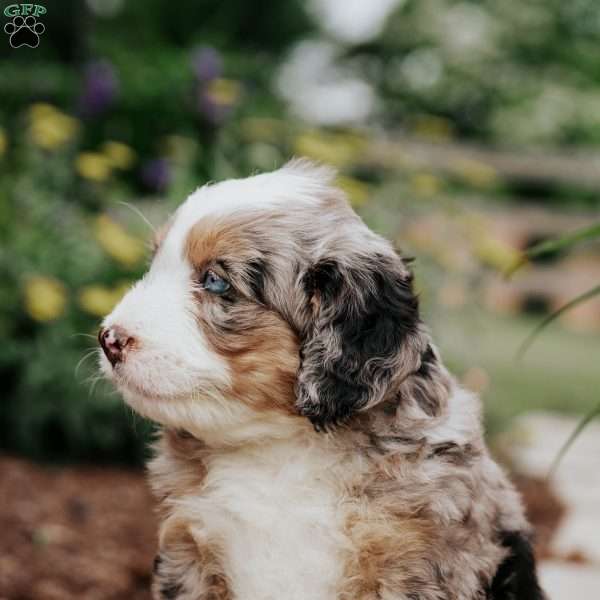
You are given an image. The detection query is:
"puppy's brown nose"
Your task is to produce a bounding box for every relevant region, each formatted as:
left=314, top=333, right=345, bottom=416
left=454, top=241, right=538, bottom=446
left=99, top=326, right=133, bottom=366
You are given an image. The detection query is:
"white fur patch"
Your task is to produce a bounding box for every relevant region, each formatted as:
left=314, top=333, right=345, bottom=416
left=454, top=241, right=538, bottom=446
left=426, top=385, right=482, bottom=445
left=175, top=432, right=347, bottom=600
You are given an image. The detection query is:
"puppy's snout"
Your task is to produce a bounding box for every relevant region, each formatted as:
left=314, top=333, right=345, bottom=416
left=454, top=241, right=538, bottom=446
left=99, top=325, right=134, bottom=366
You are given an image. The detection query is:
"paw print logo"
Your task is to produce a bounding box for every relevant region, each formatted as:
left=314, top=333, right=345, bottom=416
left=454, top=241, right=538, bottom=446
left=4, top=15, right=45, bottom=48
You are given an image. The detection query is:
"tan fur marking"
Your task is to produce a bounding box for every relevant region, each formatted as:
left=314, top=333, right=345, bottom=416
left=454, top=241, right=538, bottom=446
left=225, top=313, right=300, bottom=414
left=184, top=216, right=301, bottom=416
left=184, top=215, right=257, bottom=277
left=340, top=505, right=437, bottom=599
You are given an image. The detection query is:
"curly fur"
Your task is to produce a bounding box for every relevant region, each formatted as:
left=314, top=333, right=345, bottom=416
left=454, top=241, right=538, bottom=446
left=100, top=160, right=545, bottom=600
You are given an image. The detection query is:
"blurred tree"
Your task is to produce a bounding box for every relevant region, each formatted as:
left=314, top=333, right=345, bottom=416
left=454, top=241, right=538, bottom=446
left=342, top=0, right=600, bottom=147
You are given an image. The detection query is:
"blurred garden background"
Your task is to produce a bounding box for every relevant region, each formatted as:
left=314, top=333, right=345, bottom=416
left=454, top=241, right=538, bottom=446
left=1, top=0, right=599, bottom=598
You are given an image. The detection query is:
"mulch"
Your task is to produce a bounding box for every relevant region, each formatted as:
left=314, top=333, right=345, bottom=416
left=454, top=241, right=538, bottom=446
left=0, top=455, right=566, bottom=600
left=0, top=456, right=156, bottom=600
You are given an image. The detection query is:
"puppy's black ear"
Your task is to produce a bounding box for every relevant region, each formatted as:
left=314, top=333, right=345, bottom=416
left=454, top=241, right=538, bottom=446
left=296, top=253, right=423, bottom=430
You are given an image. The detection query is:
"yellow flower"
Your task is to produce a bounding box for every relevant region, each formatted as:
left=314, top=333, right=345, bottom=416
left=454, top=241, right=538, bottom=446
left=410, top=172, right=442, bottom=196
left=336, top=175, right=370, bottom=207
left=78, top=282, right=131, bottom=317
left=205, top=78, right=242, bottom=106
left=473, top=236, right=521, bottom=274
left=27, top=103, right=79, bottom=150
left=451, top=158, right=498, bottom=189
left=24, top=276, right=67, bottom=322
left=0, top=127, right=7, bottom=157
left=75, top=152, right=112, bottom=182
left=94, top=214, right=146, bottom=267
left=28, top=103, right=57, bottom=119
left=294, top=130, right=366, bottom=167
left=101, top=141, right=137, bottom=170
left=240, top=118, right=286, bottom=142
left=462, top=215, right=520, bottom=274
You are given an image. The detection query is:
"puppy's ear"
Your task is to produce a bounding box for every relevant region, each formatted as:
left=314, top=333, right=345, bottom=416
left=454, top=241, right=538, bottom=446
left=297, top=252, right=424, bottom=430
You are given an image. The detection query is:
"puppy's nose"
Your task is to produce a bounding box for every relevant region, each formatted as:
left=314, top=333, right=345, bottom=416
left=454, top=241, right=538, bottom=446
left=99, top=326, right=134, bottom=366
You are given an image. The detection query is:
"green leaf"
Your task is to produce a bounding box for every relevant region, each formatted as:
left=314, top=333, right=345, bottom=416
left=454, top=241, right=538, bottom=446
left=517, top=283, right=600, bottom=358
left=548, top=400, right=600, bottom=479
left=506, top=222, right=600, bottom=277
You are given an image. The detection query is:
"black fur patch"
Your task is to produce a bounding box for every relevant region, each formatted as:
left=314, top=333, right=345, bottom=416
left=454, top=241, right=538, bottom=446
left=487, top=531, right=545, bottom=600
left=297, top=255, right=420, bottom=429
left=306, top=258, right=343, bottom=300
left=246, top=258, right=269, bottom=305
left=416, top=345, right=436, bottom=378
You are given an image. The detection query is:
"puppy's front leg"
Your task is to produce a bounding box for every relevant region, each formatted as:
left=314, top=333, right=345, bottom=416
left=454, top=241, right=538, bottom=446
left=152, top=535, right=230, bottom=600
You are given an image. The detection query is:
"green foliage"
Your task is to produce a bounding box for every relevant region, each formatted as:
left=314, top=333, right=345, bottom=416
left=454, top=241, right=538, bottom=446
left=510, top=219, right=599, bottom=357
left=517, top=283, right=600, bottom=358
left=508, top=222, right=600, bottom=275
left=0, top=136, right=148, bottom=463
left=549, top=399, right=600, bottom=477
left=510, top=222, right=600, bottom=466
left=507, top=221, right=600, bottom=468
left=350, top=0, right=600, bottom=147
left=509, top=221, right=600, bottom=357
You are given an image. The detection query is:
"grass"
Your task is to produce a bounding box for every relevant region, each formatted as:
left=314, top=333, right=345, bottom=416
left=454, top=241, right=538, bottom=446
left=429, top=307, right=600, bottom=434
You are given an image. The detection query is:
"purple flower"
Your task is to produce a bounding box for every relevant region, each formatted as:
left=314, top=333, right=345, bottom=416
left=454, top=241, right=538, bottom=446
left=191, top=46, right=222, bottom=82
left=140, top=158, right=170, bottom=192
left=79, top=60, right=119, bottom=117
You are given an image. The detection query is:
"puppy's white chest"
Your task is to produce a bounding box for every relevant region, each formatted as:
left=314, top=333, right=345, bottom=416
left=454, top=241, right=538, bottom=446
left=196, top=444, right=345, bottom=600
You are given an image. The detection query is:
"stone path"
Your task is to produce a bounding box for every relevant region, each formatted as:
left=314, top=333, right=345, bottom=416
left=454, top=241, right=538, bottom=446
left=506, top=411, right=600, bottom=599
left=540, top=561, right=600, bottom=599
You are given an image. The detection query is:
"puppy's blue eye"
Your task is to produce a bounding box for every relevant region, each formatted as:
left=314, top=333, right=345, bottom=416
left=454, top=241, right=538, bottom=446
left=202, top=270, right=230, bottom=294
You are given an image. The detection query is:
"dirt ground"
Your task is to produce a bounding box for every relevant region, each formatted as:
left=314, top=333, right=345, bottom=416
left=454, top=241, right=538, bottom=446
left=0, top=456, right=156, bottom=600
left=0, top=455, right=565, bottom=600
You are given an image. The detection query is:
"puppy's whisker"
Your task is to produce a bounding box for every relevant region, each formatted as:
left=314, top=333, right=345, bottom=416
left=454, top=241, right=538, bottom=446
left=86, top=374, right=105, bottom=397
left=117, top=200, right=156, bottom=233
left=82, top=372, right=101, bottom=386
left=75, top=349, right=99, bottom=378
left=71, top=332, right=98, bottom=340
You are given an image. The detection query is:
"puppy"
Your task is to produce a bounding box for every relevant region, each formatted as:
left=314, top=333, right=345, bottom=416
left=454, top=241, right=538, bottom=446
left=99, top=160, right=545, bottom=600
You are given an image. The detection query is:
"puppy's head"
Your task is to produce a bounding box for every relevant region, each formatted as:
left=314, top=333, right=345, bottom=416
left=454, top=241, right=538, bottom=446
left=99, top=160, right=426, bottom=440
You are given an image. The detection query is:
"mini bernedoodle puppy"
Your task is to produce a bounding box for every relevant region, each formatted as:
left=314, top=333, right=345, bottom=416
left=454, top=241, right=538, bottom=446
left=99, top=160, right=545, bottom=600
